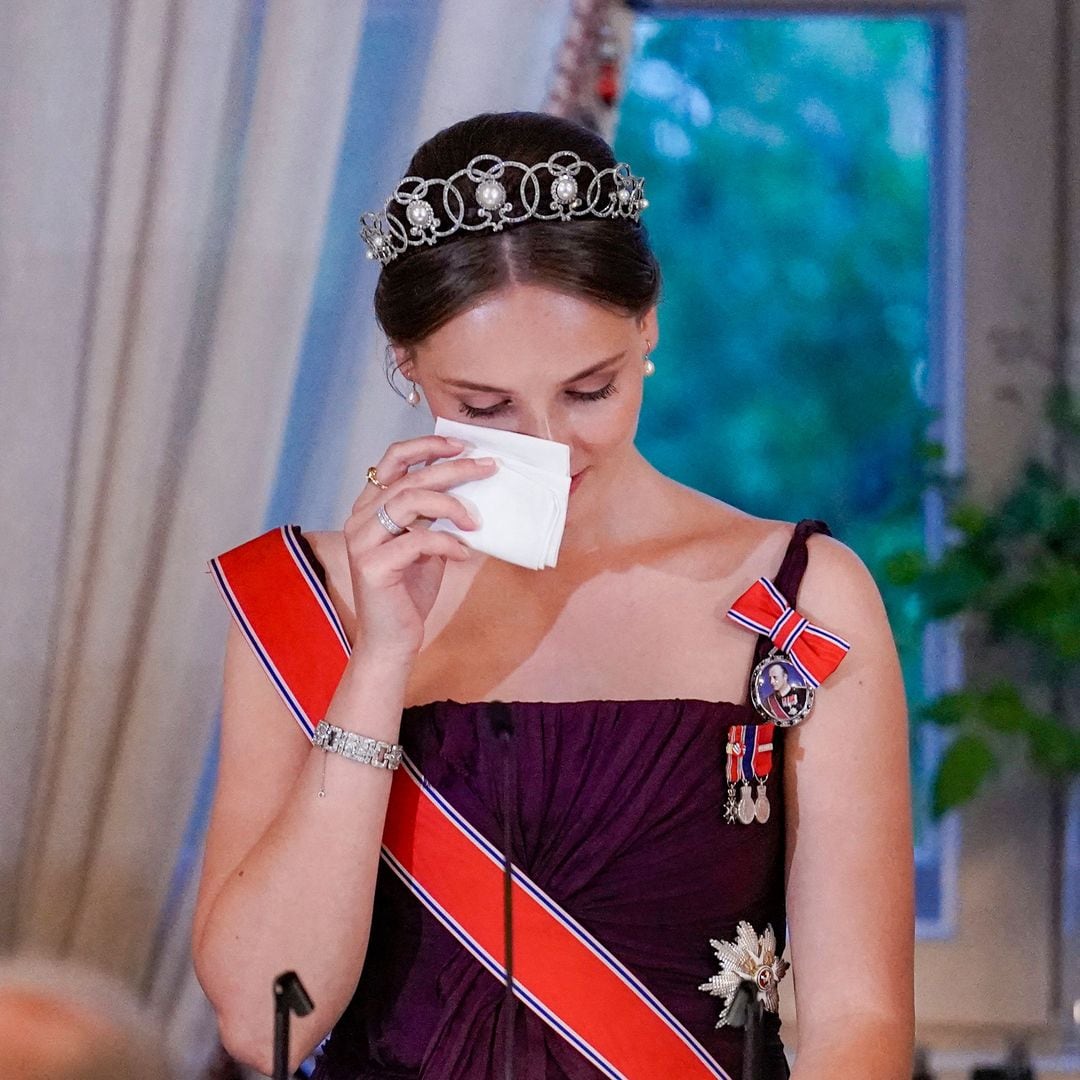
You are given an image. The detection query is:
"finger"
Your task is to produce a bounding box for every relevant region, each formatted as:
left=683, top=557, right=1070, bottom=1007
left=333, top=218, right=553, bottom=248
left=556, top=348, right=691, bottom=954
left=394, top=455, right=498, bottom=494
left=353, top=454, right=497, bottom=516
left=374, top=435, right=469, bottom=486
left=354, top=436, right=470, bottom=514
left=345, top=491, right=476, bottom=553
left=381, top=489, right=480, bottom=534
left=357, top=529, right=471, bottom=587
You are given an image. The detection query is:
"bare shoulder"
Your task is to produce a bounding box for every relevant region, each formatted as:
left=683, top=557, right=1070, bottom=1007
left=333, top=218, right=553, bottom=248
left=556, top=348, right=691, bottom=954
left=662, top=475, right=888, bottom=619
left=798, top=530, right=894, bottom=650
left=648, top=476, right=798, bottom=576
left=650, top=476, right=893, bottom=649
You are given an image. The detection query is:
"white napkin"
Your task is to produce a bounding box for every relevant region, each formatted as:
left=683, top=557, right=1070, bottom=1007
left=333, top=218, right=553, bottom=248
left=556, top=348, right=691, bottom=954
left=428, top=416, right=571, bottom=570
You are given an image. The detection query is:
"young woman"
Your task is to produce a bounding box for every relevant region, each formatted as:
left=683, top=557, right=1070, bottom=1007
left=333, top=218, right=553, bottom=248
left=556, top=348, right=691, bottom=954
left=192, top=111, right=914, bottom=1079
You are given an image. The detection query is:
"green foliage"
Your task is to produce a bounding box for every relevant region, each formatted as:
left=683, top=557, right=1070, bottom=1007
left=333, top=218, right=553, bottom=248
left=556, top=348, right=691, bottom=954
left=886, top=389, right=1080, bottom=816
left=932, top=735, right=997, bottom=817
left=618, top=17, right=933, bottom=535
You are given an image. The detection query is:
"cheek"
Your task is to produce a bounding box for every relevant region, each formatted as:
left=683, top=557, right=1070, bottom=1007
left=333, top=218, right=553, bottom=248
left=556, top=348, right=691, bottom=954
left=574, top=385, right=642, bottom=450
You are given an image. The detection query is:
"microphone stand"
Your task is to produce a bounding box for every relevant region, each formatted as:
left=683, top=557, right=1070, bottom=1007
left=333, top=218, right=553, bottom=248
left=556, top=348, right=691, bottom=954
left=273, top=971, right=314, bottom=1080
left=490, top=702, right=516, bottom=1080
left=741, top=996, right=762, bottom=1080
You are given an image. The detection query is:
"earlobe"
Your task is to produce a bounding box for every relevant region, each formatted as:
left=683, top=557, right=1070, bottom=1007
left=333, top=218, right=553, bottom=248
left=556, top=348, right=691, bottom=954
left=637, top=306, right=660, bottom=353
left=391, top=346, right=413, bottom=383
left=398, top=355, right=421, bottom=406
left=385, top=342, right=422, bottom=405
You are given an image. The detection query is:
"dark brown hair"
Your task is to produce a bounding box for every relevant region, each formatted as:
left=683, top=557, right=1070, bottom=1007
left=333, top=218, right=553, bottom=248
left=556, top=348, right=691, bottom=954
left=372, top=111, right=661, bottom=352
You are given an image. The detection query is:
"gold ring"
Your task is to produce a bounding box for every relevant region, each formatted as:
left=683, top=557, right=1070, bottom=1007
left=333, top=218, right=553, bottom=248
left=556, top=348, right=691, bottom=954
left=366, top=465, right=390, bottom=490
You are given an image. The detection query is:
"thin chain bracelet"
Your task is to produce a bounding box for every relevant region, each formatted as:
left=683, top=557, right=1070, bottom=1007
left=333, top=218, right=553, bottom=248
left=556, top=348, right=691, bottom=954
left=313, top=720, right=404, bottom=798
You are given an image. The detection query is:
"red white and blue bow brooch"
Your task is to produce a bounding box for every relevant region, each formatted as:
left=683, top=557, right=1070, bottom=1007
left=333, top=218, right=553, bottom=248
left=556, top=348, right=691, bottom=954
left=727, top=576, right=851, bottom=727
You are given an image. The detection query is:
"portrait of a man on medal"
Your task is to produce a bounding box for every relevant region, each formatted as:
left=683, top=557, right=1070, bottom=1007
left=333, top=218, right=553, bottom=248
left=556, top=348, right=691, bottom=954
left=751, top=655, right=814, bottom=726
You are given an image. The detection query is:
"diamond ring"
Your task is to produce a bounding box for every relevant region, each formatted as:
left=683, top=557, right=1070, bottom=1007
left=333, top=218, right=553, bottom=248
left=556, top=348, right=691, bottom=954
left=376, top=504, right=407, bottom=537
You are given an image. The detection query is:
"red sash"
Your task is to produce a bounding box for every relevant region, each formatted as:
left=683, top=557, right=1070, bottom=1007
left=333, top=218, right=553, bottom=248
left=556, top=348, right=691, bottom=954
left=210, top=526, right=729, bottom=1080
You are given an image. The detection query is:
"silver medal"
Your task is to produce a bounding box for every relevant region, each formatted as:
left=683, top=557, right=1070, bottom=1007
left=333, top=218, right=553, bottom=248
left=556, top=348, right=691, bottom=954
left=754, top=780, right=771, bottom=824
left=737, top=782, right=757, bottom=825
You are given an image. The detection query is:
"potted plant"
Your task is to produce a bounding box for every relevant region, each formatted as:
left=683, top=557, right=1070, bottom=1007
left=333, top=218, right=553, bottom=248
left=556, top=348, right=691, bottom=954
left=885, top=387, right=1080, bottom=818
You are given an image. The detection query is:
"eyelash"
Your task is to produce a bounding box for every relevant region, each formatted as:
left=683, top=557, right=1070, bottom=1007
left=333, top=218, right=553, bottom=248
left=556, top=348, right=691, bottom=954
left=458, top=380, right=619, bottom=419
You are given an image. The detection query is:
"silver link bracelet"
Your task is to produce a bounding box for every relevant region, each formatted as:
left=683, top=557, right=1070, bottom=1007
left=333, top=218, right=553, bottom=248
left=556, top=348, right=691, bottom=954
left=313, top=720, right=403, bottom=771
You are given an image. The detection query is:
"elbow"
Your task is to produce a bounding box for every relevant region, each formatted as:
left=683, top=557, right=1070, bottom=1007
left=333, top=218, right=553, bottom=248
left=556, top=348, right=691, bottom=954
left=217, top=1015, right=274, bottom=1077
left=217, top=1012, right=323, bottom=1077
left=192, top=937, right=341, bottom=1073
left=192, top=955, right=273, bottom=1075
left=200, top=973, right=325, bottom=1075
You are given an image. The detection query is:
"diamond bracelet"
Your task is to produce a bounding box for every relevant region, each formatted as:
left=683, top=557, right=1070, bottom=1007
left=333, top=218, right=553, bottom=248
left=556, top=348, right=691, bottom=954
left=313, top=720, right=403, bottom=771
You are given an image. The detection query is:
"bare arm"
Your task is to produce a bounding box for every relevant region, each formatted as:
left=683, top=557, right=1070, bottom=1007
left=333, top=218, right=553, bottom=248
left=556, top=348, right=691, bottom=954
left=191, top=629, right=412, bottom=1071
left=191, top=439, right=495, bottom=1074
left=784, top=534, right=915, bottom=1079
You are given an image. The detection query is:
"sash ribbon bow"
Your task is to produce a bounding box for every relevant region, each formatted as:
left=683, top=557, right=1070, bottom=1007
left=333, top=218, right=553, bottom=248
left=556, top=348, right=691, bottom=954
left=727, top=576, right=850, bottom=688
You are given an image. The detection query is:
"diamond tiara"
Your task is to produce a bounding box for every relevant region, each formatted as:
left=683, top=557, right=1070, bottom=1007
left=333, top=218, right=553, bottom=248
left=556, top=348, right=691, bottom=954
left=359, top=151, right=649, bottom=266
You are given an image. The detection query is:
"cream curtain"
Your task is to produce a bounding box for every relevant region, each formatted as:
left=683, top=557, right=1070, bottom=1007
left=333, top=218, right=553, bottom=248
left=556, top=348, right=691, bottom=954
left=1, top=0, right=368, bottom=1073
left=0, top=0, right=573, bottom=1075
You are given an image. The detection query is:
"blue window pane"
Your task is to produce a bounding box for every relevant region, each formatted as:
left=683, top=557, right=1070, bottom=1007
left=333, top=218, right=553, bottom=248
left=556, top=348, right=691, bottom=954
left=615, top=14, right=947, bottom=929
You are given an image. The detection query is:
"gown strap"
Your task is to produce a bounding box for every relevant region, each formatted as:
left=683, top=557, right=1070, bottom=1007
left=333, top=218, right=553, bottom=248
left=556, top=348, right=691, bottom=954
left=750, top=517, right=833, bottom=670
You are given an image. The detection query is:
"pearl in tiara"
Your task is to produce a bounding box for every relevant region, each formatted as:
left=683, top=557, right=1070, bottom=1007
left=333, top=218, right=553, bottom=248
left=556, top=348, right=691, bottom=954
left=359, top=151, right=649, bottom=266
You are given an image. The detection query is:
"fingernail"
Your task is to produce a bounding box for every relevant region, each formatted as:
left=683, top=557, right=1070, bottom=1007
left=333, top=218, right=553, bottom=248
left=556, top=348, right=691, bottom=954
left=446, top=438, right=467, bottom=449
left=476, top=456, right=497, bottom=468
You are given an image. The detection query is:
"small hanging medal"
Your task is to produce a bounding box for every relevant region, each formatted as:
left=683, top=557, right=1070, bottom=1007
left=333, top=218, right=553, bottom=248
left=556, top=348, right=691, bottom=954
left=736, top=782, right=756, bottom=825
left=754, top=780, right=770, bottom=823
left=724, top=725, right=774, bottom=826
left=727, top=575, right=852, bottom=728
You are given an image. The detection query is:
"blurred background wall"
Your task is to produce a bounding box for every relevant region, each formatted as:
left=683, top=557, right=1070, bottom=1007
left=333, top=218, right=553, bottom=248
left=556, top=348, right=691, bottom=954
left=0, top=1, right=1076, bottom=1077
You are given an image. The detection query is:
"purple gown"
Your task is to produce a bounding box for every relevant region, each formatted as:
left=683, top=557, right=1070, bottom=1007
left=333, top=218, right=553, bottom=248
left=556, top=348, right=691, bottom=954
left=308, top=519, right=830, bottom=1079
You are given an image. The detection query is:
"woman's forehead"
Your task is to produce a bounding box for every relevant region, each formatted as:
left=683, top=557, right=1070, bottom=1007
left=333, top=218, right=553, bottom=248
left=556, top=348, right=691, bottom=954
left=414, top=285, right=637, bottom=375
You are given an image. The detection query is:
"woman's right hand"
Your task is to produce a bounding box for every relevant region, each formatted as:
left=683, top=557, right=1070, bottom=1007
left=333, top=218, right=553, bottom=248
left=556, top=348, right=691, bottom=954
left=344, top=435, right=497, bottom=660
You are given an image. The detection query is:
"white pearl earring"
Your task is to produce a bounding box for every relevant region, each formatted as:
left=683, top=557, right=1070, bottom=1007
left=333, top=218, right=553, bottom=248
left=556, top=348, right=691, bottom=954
left=643, top=340, right=656, bottom=377
left=407, top=382, right=421, bottom=406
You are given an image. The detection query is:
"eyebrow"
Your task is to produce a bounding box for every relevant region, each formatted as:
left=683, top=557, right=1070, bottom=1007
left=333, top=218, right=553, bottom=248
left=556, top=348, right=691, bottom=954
left=441, top=351, right=627, bottom=394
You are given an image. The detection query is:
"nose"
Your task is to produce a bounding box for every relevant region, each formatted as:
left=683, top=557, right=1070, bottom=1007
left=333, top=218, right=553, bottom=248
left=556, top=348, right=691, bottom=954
left=513, top=409, right=558, bottom=443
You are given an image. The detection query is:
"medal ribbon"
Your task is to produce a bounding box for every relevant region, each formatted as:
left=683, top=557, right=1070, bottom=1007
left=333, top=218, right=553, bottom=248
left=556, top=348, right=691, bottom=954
left=210, top=526, right=729, bottom=1080
left=725, top=723, right=774, bottom=784
left=726, top=576, right=850, bottom=688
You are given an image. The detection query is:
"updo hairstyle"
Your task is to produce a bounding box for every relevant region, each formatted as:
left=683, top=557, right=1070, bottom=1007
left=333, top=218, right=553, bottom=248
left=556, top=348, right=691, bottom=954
left=372, top=111, right=661, bottom=355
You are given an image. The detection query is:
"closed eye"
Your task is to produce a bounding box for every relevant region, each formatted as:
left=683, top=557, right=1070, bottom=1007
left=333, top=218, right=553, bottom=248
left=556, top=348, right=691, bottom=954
left=458, top=399, right=511, bottom=419
left=569, top=380, right=619, bottom=402
left=458, top=380, right=619, bottom=419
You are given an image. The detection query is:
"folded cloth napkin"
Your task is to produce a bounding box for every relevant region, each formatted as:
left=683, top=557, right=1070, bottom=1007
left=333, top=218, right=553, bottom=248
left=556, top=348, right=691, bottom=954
left=428, top=416, right=571, bottom=570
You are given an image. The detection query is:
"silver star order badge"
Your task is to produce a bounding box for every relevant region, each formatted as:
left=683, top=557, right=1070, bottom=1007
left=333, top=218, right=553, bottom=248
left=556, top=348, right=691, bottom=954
left=698, top=921, right=790, bottom=1028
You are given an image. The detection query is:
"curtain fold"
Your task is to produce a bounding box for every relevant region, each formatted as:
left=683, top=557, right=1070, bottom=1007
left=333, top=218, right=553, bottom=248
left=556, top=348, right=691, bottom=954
left=2, top=0, right=367, bottom=1072
left=0, top=0, right=119, bottom=951
left=0, top=0, right=573, bottom=1074
left=16, top=0, right=253, bottom=967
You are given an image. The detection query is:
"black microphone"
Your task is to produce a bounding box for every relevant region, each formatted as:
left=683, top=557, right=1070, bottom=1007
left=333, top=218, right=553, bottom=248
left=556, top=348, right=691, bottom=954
left=273, top=971, right=314, bottom=1080
left=489, top=701, right=516, bottom=1080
